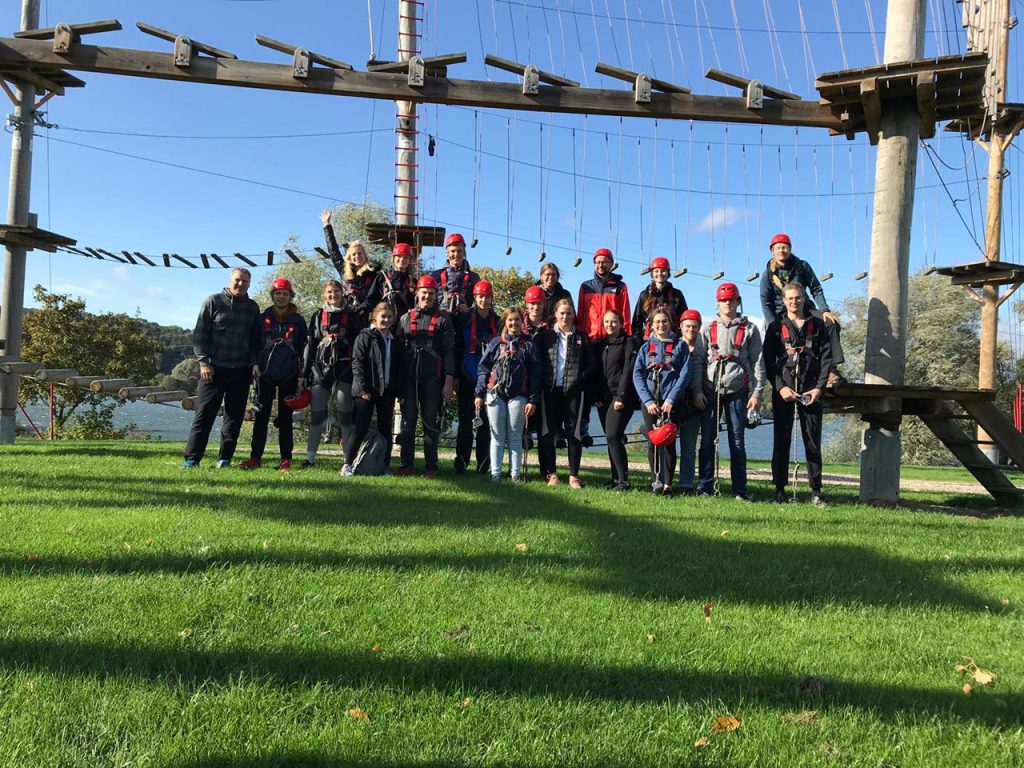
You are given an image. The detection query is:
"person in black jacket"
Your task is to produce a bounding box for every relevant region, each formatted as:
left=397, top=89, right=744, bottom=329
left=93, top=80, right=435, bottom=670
left=342, top=302, right=405, bottom=476
left=396, top=275, right=456, bottom=478
left=300, top=279, right=364, bottom=468
left=537, top=298, right=592, bottom=488
left=589, top=309, right=638, bottom=491
left=241, top=278, right=308, bottom=471
left=536, top=262, right=573, bottom=321
left=366, top=242, right=416, bottom=320
left=453, top=280, right=500, bottom=474
left=184, top=268, right=262, bottom=469
left=631, top=256, right=687, bottom=340
left=474, top=307, right=542, bottom=482
left=763, top=282, right=833, bottom=506
left=430, top=232, right=480, bottom=315
left=321, top=210, right=378, bottom=321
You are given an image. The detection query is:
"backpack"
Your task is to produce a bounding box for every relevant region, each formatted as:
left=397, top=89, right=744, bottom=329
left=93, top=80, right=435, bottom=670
left=352, top=428, right=388, bottom=476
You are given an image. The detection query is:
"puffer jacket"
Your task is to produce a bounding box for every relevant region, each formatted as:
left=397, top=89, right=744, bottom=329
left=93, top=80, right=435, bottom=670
left=538, top=326, right=592, bottom=393
left=352, top=326, right=405, bottom=398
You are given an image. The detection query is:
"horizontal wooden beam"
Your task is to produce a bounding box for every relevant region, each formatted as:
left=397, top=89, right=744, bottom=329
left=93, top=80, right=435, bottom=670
left=816, top=52, right=989, bottom=89
left=14, top=19, right=122, bottom=40
left=485, top=54, right=579, bottom=88
left=0, top=38, right=843, bottom=129
left=705, top=68, right=799, bottom=100
left=254, top=34, right=352, bottom=70
left=595, top=62, right=689, bottom=94
left=370, top=53, right=467, bottom=73
left=136, top=21, right=237, bottom=60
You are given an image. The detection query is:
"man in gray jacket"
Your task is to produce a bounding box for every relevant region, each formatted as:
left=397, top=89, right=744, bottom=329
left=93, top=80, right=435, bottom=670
left=697, top=282, right=765, bottom=500
left=183, top=268, right=262, bottom=468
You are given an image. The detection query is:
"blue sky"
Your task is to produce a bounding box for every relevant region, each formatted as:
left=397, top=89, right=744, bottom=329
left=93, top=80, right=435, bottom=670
left=1, top=0, right=1019, bottom=334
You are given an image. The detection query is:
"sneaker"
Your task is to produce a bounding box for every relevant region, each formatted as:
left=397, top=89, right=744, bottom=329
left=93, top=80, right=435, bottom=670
left=339, top=463, right=354, bottom=477
left=425, top=469, right=438, bottom=480
left=678, top=487, right=695, bottom=497
left=660, top=486, right=673, bottom=497
left=773, top=490, right=788, bottom=504
left=240, top=458, right=261, bottom=471
left=215, top=459, right=230, bottom=469
left=568, top=476, right=582, bottom=489
left=300, top=459, right=315, bottom=469
left=811, top=494, right=828, bottom=508
left=453, top=458, right=467, bottom=475
left=490, top=474, right=502, bottom=484
left=395, top=465, right=413, bottom=477
left=277, top=459, right=291, bottom=471
left=696, top=490, right=713, bottom=498
left=733, top=494, right=750, bottom=502
left=547, top=474, right=560, bottom=487
left=182, top=459, right=200, bottom=470
left=613, top=481, right=631, bottom=492
left=510, top=475, right=524, bottom=483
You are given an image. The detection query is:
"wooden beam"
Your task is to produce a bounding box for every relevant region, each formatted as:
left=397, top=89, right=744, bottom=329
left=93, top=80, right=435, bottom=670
left=254, top=34, right=353, bottom=70
left=916, top=72, right=937, bottom=139
left=485, top=54, right=580, bottom=88
left=594, top=62, right=689, bottom=94
left=14, top=19, right=122, bottom=40
left=370, top=53, right=468, bottom=73
left=861, top=78, right=881, bottom=145
left=816, top=52, right=989, bottom=89
left=0, top=38, right=842, bottom=129
left=135, top=22, right=237, bottom=60
left=0, top=67, right=65, bottom=94
left=705, top=68, right=799, bottom=100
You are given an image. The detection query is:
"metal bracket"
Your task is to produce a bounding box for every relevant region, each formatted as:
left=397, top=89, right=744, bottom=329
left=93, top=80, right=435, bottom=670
left=522, top=65, right=540, bottom=95
left=408, top=55, right=425, bottom=87
left=635, top=73, right=652, bottom=103
left=746, top=80, right=764, bottom=110
left=292, top=48, right=310, bottom=79
left=173, top=36, right=193, bottom=67
left=53, top=23, right=73, bottom=54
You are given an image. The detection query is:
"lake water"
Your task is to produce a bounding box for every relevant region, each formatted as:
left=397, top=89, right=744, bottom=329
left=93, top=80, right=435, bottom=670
left=19, top=400, right=841, bottom=461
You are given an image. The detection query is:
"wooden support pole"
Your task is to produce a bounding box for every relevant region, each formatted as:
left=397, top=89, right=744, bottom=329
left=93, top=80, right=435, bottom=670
left=89, top=378, right=133, bottom=393
left=860, top=0, right=927, bottom=503
left=33, top=368, right=78, bottom=381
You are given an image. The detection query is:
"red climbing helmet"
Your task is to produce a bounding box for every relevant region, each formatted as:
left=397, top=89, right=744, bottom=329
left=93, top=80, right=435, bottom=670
left=283, top=389, right=311, bottom=410
left=649, top=257, right=670, bottom=272
left=444, top=232, right=466, bottom=248
left=680, top=309, right=702, bottom=326
left=593, top=247, right=613, bottom=261
left=271, top=278, right=294, bottom=295
left=524, top=285, right=545, bottom=304
left=416, top=275, right=438, bottom=291
left=716, top=282, right=740, bottom=302
left=472, top=280, right=494, bottom=297
left=392, top=242, right=413, bottom=257
left=769, top=233, right=791, bottom=249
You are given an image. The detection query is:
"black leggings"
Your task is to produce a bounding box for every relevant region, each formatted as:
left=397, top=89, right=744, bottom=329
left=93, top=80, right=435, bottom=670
left=346, top=393, right=396, bottom=466
left=249, top=376, right=298, bottom=461
left=539, top=387, right=584, bottom=477
left=399, top=378, right=444, bottom=470
left=596, top=401, right=635, bottom=483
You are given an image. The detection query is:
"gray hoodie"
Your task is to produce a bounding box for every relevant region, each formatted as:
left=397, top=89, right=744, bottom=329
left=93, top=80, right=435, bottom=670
left=701, top=315, right=765, bottom=399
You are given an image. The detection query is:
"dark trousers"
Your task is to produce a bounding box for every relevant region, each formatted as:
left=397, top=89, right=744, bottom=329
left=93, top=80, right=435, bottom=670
left=346, top=393, right=396, bottom=466
left=596, top=401, right=635, bottom=483
left=642, top=408, right=676, bottom=488
left=250, top=376, right=297, bottom=461
left=399, top=377, right=444, bottom=470
left=771, top=392, right=823, bottom=493
left=539, top=387, right=584, bottom=477
left=698, top=389, right=749, bottom=496
left=184, top=365, right=251, bottom=463
left=456, top=374, right=490, bottom=470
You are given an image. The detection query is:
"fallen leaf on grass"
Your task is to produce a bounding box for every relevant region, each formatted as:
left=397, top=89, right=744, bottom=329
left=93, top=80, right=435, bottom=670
left=1001, top=598, right=1010, bottom=606
left=24, top=554, right=38, bottom=562
left=25, top=681, right=35, bottom=694
left=261, top=540, right=270, bottom=551
left=522, top=621, right=542, bottom=632
left=348, top=707, right=369, bottom=721
left=955, top=656, right=997, bottom=686
left=646, top=633, right=657, bottom=644
left=710, top=715, right=741, bottom=733
left=703, top=603, right=713, bottom=623
left=720, top=530, right=730, bottom=537
left=783, top=710, right=819, bottom=725
left=144, top=538, right=154, bottom=547
left=456, top=697, right=472, bottom=709
left=962, top=684, right=973, bottom=695
left=442, top=623, right=472, bottom=641
left=82, top=557, right=95, bottom=567
left=370, top=644, right=384, bottom=652
left=178, top=628, right=193, bottom=638
left=693, top=737, right=710, bottom=748
left=514, top=543, right=528, bottom=553
left=122, top=542, right=132, bottom=552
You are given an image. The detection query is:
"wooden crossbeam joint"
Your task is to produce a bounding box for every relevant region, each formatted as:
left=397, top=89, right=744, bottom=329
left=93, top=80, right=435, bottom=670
left=861, top=78, right=881, bottom=146
left=485, top=54, right=580, bottom=88
left=595, top=62, right=690, bottom=95
left=254, top=34, right=353, bottom=77
left=705, top=68, right=799, bottom=101
left=136, top=22, right=237, bottom=61
left=15, top=19, right=122, bottom=54
left=916, top=71, right=937, bottom=139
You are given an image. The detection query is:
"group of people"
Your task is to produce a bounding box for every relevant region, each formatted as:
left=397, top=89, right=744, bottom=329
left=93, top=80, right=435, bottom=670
left=183, top=222, right=844, bottom=504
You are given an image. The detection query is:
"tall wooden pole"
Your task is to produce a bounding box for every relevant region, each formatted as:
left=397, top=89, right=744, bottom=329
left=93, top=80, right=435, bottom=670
left=394, top=1, right=419, bottom=230
left=977, top=0, right=1012, bottom=462
left=0, top=0, right=40, bottom=444
left=860, top=0, right=927, bottom=502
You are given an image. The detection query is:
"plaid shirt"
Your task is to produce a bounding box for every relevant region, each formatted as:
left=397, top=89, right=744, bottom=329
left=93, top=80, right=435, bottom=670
left=192, top=289, right=261, bottom=369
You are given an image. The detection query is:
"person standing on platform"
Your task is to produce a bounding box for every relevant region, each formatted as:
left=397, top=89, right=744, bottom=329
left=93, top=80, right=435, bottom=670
left=183, top=268, right=261, bottom=469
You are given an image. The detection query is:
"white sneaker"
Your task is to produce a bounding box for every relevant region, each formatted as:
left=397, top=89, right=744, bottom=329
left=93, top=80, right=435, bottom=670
left=339, top=464, right=354, bottom=477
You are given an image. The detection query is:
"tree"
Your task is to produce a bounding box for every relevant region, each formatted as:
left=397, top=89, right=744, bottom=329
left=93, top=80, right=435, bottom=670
left=20, top=286, right=164, bottom=432
left=476, top=266, right=538, bottom=312
left=159, top=357, right=201, bottom=396
left=825, top=269, right=1018, bottom=465
left=258, top=201, right=395, bottom=318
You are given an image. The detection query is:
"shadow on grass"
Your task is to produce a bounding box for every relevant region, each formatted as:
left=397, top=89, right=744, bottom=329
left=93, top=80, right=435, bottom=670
left=174, top=757, right=635, bottom=768
left=1, top=635, right=1018, bottom=726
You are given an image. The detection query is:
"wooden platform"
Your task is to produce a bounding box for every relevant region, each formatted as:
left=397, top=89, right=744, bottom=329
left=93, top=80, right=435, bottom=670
left=823, top=383, right=1024, bottom=508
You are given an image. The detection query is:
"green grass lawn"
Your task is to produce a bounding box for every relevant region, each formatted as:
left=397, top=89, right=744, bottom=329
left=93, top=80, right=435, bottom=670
left=1, top=442, right=1021, bottom=767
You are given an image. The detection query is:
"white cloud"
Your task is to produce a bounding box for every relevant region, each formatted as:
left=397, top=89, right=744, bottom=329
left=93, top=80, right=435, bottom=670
left=695, top=206, right=746, bottom=234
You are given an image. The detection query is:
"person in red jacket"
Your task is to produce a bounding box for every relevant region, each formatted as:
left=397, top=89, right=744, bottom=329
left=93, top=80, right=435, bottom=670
left=577, top=247, right=632, bottom=338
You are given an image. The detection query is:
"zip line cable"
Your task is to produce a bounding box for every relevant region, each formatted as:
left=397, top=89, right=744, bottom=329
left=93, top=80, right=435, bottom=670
left=831, top=0, right=849, bottom=69
left=615, top=117, right=624, bottom=255
left=637, top=137, right=645, bottom=255
left=685, top=122, right=693, bottom=270
left=621, top=0, right=636, bottom=72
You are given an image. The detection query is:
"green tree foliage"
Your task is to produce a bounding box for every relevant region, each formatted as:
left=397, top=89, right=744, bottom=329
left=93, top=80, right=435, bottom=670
left=258, top=202, right=394, bottom=318
left=20, top=286, right=163, bottom=433
left=825, top=270, right=1017, bottom=465
left=159, top=357, right=201, bottom=396
left=475, top=266, right=538, bottom=312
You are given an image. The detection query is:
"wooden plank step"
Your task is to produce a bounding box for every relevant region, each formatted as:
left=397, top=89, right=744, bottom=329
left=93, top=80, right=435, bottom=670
left=960, top=399, right=1024, bottom=469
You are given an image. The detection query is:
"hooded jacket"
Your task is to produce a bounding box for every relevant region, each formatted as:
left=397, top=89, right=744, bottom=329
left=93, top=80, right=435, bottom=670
left=577, top=271, right=632, bottom=338
left=701, top=315, right=765, bottom=399
left=759, top=253, right=830, bottom=324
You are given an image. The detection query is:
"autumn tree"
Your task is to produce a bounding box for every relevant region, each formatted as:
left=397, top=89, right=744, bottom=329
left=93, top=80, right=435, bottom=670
left=20, top=286, right=163, bottom=433
left=476, top=266, right=538, bottom=311
left=825, top=269, right=1017, bottom=465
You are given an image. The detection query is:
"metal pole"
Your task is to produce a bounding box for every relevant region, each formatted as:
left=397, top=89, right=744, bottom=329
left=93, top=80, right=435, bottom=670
left=394, top=1, right=419, bottom=231
left=977, top=0, right=1012, bottom=462
left=0, top=0, right=40, bottom=444
left=860, top=0, right=927, bottom=503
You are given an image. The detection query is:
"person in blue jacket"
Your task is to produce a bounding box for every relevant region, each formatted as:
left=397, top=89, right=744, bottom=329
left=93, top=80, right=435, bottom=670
left=633, top=308, right=690, bottom=495
left=474, top=306, right=542, bottom=482
left=453, top=280, right=500, bottom=474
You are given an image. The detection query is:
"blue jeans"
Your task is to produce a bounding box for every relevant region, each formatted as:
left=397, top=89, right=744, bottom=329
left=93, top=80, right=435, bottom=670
left=487, top=393, right=528, bottom=478
left=677, top=406, right=704, bottom=491
left=698, top=390, right=749, bottom=496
